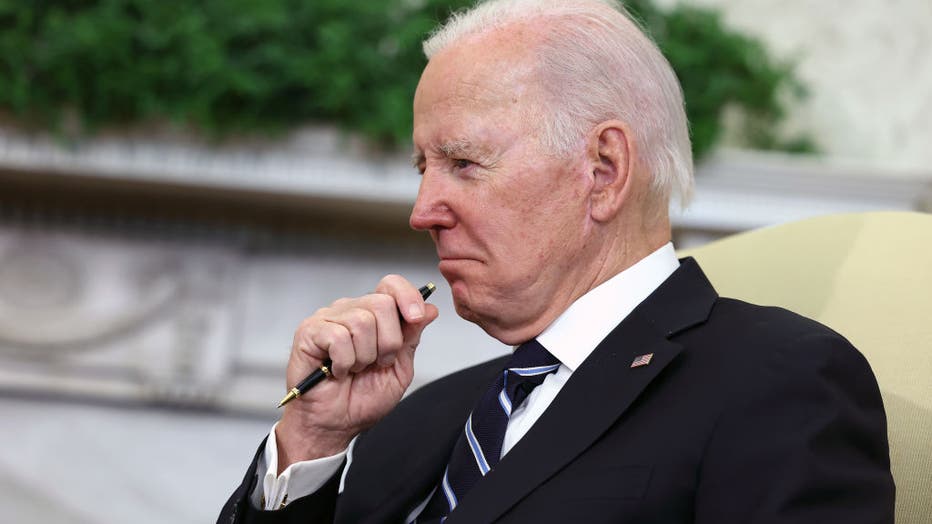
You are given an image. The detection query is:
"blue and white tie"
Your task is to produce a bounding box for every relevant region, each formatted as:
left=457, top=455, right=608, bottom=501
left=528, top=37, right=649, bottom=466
left=418, top=339, right=560, bottom=521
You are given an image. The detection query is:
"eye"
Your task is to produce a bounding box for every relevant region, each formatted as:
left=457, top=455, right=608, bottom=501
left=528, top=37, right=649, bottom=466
left=453, top=158, right=474, bottom=170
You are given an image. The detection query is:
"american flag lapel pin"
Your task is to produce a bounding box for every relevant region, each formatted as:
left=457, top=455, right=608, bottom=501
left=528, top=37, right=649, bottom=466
left=630, top=353, right=654, bottom=368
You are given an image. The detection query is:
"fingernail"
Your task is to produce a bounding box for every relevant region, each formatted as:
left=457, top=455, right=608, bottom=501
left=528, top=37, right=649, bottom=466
left=378, top=354, right=396, bottom=367
left=408, top=303, right=424, bottom=320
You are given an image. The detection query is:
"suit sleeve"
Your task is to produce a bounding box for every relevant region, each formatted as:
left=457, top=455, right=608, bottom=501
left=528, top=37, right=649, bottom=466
left=216, top=437, right=345, bottom=524
left=694, top=331, right=895, bottom=524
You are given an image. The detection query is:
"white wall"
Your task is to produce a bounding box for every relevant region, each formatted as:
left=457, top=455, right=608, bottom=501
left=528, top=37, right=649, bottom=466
left=663, top=0, right=932, bottom=175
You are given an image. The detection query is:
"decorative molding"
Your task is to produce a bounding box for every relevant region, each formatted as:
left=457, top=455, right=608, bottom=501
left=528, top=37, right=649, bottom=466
left=0, top=233, right=182, bottom=351
left=0, top=126, right=418, bottom=206
left=674, top=149, right=932, bottom=235
left=0, top=230, right=246, bottom=410
left=2, top=126, right=929, bottom=235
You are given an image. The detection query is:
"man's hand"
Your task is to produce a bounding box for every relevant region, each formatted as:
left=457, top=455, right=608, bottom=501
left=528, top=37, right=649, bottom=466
left=275, top=275, right=439, bottom=473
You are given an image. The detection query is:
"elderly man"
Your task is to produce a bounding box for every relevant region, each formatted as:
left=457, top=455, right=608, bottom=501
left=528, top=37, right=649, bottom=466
left=219, top=0, right=895, bottom=522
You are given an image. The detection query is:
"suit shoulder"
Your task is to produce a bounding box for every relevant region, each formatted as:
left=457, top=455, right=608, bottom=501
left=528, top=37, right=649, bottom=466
left=675, top=297, right=886, bottom=444
left=683, top=297, right=876, bottom=384
left=707, top=297, right=852, bottom=347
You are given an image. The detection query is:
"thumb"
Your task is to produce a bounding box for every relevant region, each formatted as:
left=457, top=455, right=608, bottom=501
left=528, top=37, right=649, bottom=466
left=402, top=303, right=439, bottom=348
left=395, top=304, right=439, bottom=376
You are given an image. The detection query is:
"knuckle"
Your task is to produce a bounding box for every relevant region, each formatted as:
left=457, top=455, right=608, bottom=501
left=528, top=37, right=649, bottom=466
left=294, top=316, right=323, bottom=342
left=297, top=315, right=316, bottom=331
left=376, top=274, right=407, bottom=294
left=332, top=297, right=352, bottom=308
left=306, top=308, right=334, bottom=327
left=380, top=273, right=404, bottom=286
left=327, top=324, right=352, bottom=346
left=345, top=308, right=374, bottom=332
left=368, top=292, right=397, bottom=312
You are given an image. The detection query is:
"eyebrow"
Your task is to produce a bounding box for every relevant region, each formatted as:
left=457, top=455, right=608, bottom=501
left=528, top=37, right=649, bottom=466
left=438, top=139, right=474, bottom=158
left=411, top=150, right=424, bottom=169
left=412, top=139, right=487, bottom=168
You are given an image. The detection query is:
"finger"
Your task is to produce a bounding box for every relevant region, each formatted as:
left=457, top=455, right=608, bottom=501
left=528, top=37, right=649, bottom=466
left=330, top=307, right=378, bottom=373
left=358, top=293, right=404, bottom=367
left=376, top=274, right=425, bottom=323
left=289, top=318, right=330, bottom=377
left=310, top=321, right=355, bottom=379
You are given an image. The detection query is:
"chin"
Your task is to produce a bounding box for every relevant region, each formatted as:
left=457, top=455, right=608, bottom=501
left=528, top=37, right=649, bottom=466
left=451, top=293, right=526, bottom=345
left=449, top=284, right=486, bottom=324
left=449, top=282, right=477, bottom=319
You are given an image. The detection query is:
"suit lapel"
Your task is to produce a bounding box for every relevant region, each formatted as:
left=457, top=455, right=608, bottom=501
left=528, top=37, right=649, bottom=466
left=446, top=258, right=717, bottom=523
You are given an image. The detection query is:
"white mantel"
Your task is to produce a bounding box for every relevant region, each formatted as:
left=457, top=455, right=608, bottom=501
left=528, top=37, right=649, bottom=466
left=2, top=126, right=928, bottom=232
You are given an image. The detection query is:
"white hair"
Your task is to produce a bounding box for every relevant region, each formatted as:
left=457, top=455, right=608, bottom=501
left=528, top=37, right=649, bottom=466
left=423, top=0, right=694, bottom=209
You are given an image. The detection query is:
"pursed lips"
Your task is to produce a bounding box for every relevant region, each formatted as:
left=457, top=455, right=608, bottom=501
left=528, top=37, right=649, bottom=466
left=437, top=258, right=482, bottom=284
left=438, top=256, right=481, bottom=264
left=436, top=255, right=483, bottom=272
left=435, top=238, right=484, bottom=265
left=435, top=244, right=481, bottom=262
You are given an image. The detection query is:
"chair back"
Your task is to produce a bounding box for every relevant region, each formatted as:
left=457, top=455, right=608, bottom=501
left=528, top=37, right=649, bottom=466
left=679, top=211, right=932, bottom=524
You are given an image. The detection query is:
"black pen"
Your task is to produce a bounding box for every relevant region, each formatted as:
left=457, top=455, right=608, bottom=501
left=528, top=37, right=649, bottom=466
left=277, top=282, right=436, bottom=408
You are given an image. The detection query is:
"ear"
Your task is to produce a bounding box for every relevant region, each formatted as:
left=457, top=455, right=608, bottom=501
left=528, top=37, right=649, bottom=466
left=586, top=120, right=635, bottom=222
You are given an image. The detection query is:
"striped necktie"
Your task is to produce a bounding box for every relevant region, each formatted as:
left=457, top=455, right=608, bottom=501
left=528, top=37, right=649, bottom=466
left=417, top=339, right=560, bottom=521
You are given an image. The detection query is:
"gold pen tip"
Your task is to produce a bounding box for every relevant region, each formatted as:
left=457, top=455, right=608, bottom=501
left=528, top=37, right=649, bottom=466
left=425, top=282, right=435, bottom=292
left=277, top=390, right=299, bottom=408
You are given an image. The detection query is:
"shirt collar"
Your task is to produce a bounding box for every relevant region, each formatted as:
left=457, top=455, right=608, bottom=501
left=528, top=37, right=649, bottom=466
left=536, top=242, right=680, bottom=371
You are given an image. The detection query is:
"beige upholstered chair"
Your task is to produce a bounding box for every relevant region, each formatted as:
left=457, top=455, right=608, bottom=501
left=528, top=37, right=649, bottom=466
left=679, top=211, right=932, bottom=524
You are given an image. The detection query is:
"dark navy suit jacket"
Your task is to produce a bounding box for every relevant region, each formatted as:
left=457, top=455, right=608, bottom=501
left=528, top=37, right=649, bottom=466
left=219, top=258, right=895, bottom=523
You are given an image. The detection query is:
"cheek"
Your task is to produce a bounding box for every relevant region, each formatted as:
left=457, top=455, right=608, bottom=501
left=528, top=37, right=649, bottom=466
left=531, top=195, right=591, bottom=264
left=479, top=161, right=589, bottom=260
left=499, top=205, right=583, bottom=273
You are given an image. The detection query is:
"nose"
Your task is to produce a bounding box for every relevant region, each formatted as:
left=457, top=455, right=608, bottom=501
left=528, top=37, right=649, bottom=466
left=409, top=171, right=456, bottom=231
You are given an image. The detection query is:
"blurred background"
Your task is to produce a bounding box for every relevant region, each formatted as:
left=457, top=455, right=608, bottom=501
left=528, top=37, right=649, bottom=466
left=0, top=1, right=929, bottom=522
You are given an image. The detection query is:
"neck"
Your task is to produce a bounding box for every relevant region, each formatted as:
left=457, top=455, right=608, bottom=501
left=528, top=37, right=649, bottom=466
left=579, top=222, right=672, bottom=303
left=489, top=221, right=671, bottom=346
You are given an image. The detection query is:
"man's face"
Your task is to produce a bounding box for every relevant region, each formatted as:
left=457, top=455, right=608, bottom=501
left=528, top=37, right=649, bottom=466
left=410, top=30, right=596, bottom=343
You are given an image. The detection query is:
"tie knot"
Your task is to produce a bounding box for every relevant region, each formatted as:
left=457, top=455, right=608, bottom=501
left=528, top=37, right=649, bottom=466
left=509, top=339, right=559, bottom=369
left=504, top=340, right=560, bottom=409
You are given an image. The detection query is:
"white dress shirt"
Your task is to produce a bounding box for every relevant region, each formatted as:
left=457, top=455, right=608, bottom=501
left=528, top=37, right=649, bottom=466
left=255, top=242, right=680, bottom=511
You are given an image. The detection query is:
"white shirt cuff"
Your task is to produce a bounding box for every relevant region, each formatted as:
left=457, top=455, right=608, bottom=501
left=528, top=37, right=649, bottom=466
left=251, top=421, right=348, bottom=510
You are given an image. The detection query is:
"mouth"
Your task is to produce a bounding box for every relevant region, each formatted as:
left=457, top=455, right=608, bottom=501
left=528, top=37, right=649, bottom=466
left=438, top=257, right=478, bottom=267
left=437, top=257, right=481, bottom=275
left=437, top=254, right=483, bottom=264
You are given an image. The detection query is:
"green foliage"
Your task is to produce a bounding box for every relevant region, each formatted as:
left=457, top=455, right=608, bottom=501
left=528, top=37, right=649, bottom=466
left=0, top=0, right=811, bottom=156
left=626, top=0, right=814, bottom=155
left=0, top=0, right=470, bottom=144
